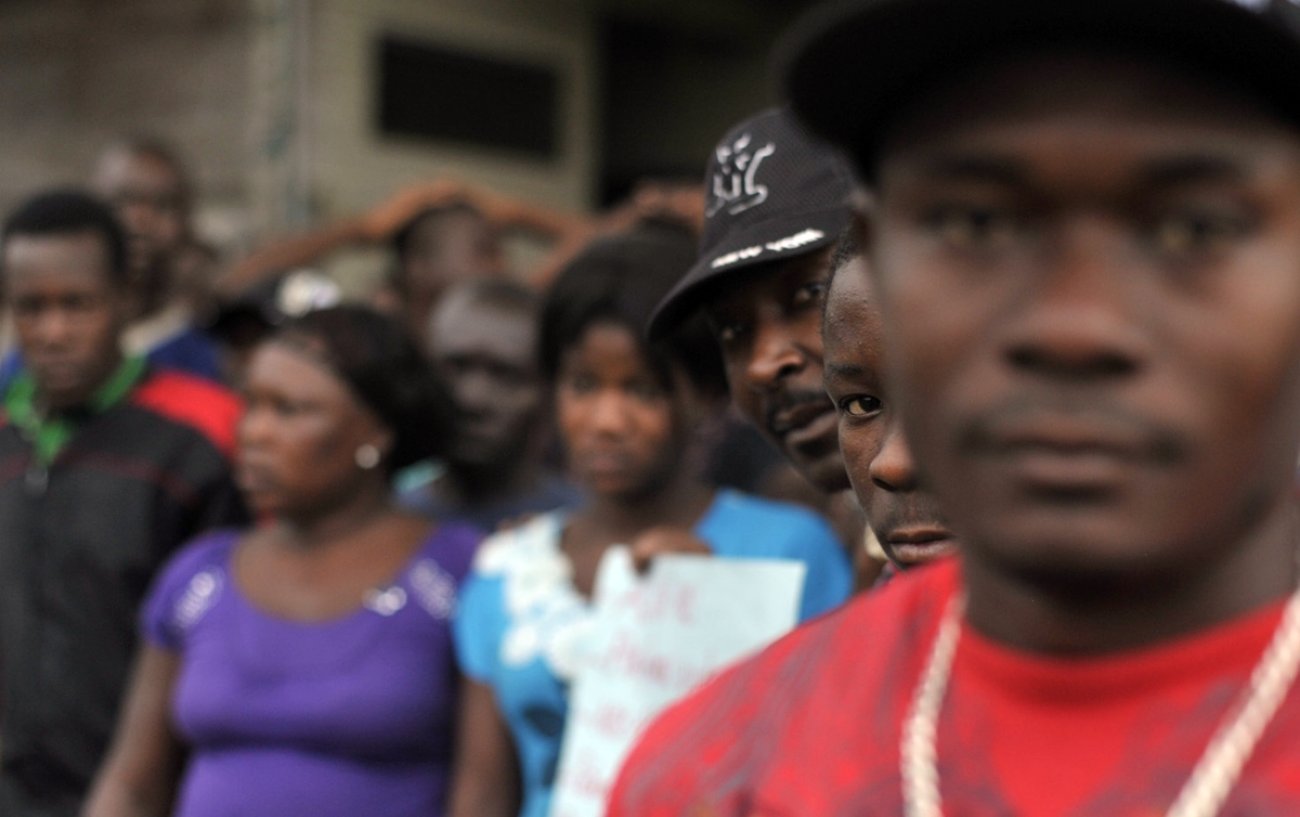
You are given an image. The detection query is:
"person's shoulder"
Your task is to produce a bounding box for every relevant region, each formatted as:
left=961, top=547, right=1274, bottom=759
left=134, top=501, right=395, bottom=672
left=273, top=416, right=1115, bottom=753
left=129, top=368, right=242, bottom=459
left=421, top=519, right=486, bottom=581
left=610, top=560, right=959, bottom=813
left=708, top=488, right=834, bottom=532
left=468, top=511, right=563, bottom=576
left=703, top=488, right=842, bottom=552
left=147, top=328, right=223, bottom=383
left=143, top=529, right=240, bottom=649
left=152, top=529, right=240, bottom=598
left=654, top=561, right=953, bottom=723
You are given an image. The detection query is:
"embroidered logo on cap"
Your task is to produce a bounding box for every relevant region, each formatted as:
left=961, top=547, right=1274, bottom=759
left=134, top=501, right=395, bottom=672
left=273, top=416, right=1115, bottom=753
left=707, top=134, right=776, bottom=218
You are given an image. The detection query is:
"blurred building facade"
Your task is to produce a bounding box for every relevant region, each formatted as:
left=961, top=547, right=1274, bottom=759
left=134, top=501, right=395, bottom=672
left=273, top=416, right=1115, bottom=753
left=0, top=0, right=808, bottom=266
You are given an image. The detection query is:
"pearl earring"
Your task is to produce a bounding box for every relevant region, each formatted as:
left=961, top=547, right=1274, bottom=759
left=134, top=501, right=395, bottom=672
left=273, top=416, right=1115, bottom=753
left=355, top=443, right=381, bottom=470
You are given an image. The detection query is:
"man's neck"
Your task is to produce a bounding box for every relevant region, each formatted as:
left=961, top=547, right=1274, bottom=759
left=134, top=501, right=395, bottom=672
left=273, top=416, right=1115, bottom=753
left=962, top=497, right=1300, bottom=657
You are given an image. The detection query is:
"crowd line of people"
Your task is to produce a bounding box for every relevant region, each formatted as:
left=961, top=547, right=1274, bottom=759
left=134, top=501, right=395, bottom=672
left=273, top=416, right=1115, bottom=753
left=6, top=0, right=1300, bottom=814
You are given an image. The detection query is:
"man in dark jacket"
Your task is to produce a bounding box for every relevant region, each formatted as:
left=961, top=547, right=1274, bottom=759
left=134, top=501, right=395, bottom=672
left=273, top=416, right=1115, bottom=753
left=0, top=190, right=247, bottom=817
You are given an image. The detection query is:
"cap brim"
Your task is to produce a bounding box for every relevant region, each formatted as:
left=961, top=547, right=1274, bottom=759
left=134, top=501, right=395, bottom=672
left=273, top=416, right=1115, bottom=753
left=782, top=0, right=1300, bottom=171
left=646, top=206, right=850, bottom=340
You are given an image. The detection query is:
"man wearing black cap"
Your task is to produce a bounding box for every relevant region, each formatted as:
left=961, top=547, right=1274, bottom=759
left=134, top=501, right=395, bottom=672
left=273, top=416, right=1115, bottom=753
left=649, top=107, right=884, bottom=579
left=610, top=1, right=1300, bottom=813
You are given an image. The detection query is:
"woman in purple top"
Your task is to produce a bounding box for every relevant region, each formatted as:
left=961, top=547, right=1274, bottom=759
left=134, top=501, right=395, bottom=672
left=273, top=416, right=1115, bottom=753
left=84, top=306, right=480, bottom=817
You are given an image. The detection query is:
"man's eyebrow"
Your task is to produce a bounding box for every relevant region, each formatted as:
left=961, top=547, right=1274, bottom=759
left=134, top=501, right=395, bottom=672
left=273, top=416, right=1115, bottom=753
left=907, top=155, right=1027, bottom=186
left=824, top=361, right=871, bottom=379
left=1138, top=155, right=1250, bottom=187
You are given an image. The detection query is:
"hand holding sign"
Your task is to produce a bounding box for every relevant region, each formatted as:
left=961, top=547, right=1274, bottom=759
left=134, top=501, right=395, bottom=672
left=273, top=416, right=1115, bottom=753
left=548, top=548, right=804, bottom=817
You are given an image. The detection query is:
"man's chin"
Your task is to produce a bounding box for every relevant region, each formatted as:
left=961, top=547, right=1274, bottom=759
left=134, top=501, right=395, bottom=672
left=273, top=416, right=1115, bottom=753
left=32, top=375, right=96, bottom=410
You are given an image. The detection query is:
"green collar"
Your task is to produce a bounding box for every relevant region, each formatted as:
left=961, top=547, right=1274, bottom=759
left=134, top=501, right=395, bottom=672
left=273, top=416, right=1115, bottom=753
left=4, top=356, right=147, bottom=465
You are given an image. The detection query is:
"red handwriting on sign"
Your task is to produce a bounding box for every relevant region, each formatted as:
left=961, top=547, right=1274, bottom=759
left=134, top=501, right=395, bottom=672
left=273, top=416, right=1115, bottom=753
left=603, top=632, right=671, bottom=684
left=608, top=583, right=699, bottom=625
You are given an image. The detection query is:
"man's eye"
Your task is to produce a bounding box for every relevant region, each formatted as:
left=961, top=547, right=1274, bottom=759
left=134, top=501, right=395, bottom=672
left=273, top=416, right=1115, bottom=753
left=628, top=380, right=665, bottom=402
left=838, top=395, right=883, bottom=418
left=565, top=373, right=597, bottom=394
left=275, top=397, right=309, bottom=416
left=713, top=321, right=747, bottom=345
left=791, top=280, right=829, bottom=308
left=66, top=295, right=101, bottom=312
left=1149, top=209, right=1252, bottom=257
left=924, top=205, right=1021, bottom=250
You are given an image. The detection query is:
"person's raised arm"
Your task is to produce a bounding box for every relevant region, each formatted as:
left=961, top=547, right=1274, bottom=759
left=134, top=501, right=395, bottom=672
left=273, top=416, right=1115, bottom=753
left=82, top=645, right=186, bottom=817
left=447, top=677, right=522, bottom=817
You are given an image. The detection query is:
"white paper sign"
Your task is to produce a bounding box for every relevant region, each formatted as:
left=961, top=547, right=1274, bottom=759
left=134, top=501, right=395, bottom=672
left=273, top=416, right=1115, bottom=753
left=548, top=547, right=805, bottom=817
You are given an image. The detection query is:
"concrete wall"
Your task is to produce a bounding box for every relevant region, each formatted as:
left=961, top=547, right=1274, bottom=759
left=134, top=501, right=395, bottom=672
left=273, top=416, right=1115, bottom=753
left=305, top=0, right=597, bottom=218
left=0, top=0, right=253, bottom=243
left=0, top=0, right=596, bottom=261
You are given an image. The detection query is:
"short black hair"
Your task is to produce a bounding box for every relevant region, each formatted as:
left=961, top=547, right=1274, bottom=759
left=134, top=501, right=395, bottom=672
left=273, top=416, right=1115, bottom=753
left=540, top=223, right=727, bottom=397
left=273, top=304, right=457, bottom=474
left=1, top=189, right=129, bottom=285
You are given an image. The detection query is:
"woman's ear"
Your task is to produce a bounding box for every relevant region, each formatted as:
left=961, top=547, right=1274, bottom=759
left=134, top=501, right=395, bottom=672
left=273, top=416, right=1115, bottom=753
left=357, top=413, right=397, bottom=467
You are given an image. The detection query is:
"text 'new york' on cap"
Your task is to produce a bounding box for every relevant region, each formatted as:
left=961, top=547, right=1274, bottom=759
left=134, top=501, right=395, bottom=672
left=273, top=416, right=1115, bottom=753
left=646, top=107, right=856, bottom=341
left=780, top=0, right=1300, bottom=176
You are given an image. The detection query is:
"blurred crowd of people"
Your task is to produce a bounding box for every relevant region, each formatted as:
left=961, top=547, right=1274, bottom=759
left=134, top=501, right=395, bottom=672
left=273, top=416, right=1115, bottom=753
left=8, top=0, right=1300, bottom=815
left=0, top=55, right=867, bottom=817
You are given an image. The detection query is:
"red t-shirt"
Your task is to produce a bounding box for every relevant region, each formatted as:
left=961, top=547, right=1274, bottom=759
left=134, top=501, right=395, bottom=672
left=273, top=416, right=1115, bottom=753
left=607, top=559, right=1300, bottom=816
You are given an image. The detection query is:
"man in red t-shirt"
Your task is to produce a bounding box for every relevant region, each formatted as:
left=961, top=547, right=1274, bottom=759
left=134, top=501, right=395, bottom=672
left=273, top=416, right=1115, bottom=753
left=609, top=1, right=1300, bottom=814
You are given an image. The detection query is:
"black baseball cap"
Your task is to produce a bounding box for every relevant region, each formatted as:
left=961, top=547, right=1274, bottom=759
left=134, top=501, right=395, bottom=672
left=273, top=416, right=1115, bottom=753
left=646, top=107, right=855, bottom=340
left=782, top=0, right=1300, bottom=175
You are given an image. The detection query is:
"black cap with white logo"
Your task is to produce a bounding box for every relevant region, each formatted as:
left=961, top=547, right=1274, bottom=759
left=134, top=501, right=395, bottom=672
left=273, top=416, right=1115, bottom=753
left=646, top=107, right=855, bottom=340
left=781, top=0, right=1300, bottom=176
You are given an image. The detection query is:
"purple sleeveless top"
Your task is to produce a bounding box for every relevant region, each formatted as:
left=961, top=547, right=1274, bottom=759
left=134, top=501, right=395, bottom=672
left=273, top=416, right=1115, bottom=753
left=141, top=523, right=481, bottom=817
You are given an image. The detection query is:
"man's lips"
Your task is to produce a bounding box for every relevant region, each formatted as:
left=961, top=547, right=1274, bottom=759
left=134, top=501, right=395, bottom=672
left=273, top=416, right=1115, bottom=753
left=235, top=462, right=276, bottom=495
left=29, top=359, right=84, bottom=385
left=573, top=448, right=635, bottom=476
left=995, top=424, right=1150, bottom=460
left=882, top=527, right=958, bottom=567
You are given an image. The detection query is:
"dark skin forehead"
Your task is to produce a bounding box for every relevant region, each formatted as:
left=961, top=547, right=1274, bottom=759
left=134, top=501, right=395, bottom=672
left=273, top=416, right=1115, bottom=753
left=428, top=291, right=536, bottom=369
left=822, top=259, right=882, bottom=379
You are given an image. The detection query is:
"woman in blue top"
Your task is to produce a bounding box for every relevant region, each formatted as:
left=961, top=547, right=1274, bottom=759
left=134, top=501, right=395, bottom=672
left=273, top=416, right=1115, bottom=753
left=449, top=223, right=852, bottom=817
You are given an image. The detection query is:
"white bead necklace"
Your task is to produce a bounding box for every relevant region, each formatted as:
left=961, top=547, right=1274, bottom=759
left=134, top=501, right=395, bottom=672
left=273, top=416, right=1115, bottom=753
left=902, top=586, right=1300, bottom=817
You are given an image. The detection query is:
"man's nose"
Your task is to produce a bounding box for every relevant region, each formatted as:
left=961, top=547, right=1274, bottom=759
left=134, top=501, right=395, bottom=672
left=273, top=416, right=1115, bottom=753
left=743, top=314, right=805, bottom=392
left=588, top=389, right=633, bottom=436
left=870, top=417, right=919, bottom=493
left=30, top=308, right=74, bottom=347
left=237, top=403, right=275, bottom=449
left=454, top=368, right=509, bottom=420
left=1000, top=217, right=1147, bottom=383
